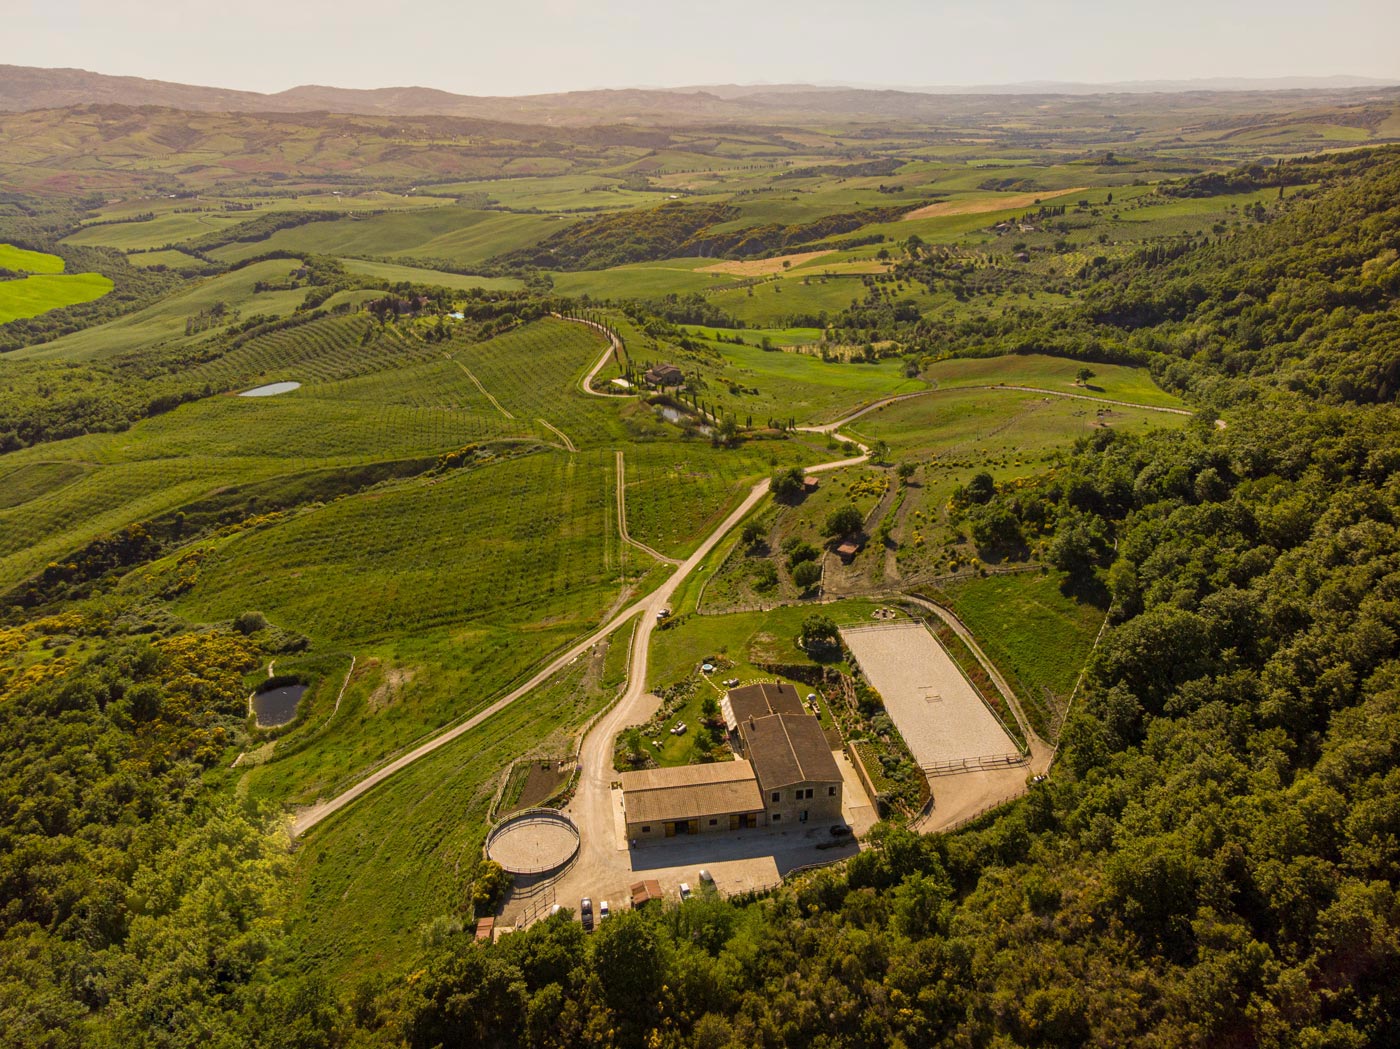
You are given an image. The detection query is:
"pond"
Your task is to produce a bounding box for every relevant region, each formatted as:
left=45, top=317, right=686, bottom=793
left=252, top=684, right=307, bottom=727
left=239, top=381, right=301, bottom=397
left=656, top=405, right=712, bottom=435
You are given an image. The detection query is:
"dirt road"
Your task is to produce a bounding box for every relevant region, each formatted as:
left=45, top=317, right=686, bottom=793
left=290, top=366, right=1171, bottom=840
left=616, top=450, right=680, bottom=566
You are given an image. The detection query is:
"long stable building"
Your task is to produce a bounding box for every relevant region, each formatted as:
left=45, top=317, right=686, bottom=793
left=620, top=760, right=763, bottom=838
left=622, top=683, right=843, bottom=840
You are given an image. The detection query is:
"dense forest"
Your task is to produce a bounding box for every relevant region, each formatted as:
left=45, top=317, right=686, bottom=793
left=3, top=148, right=1400, bottom=1047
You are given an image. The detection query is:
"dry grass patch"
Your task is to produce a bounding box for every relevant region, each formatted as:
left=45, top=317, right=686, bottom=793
left=902, top=187, right=1088, bottom=221
left=699, top=249, right=834, bottom=276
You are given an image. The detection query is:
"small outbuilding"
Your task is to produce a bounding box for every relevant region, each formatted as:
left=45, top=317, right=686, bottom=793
left=836, top=541, right=860, bottom=562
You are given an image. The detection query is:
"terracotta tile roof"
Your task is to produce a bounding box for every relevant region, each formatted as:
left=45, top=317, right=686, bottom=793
left=621, top=760, right=762, bottom=824
left=739, top=713, right=842, bottom=790
left=723, top=682, right=804, bottom=729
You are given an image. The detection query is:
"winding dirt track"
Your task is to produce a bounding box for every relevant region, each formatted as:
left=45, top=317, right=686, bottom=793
left=563, top=314, right=628, bottom=398
left=616, top=450, right=681, bottom=566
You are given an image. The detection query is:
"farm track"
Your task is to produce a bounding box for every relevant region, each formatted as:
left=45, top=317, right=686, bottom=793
left=560, top=314, right=628, bottom=397
left=448, top=355, right=514, bottom=418
left=615, top=450, right=680, bottom=566
left=539, top=419, right=576, bottom=453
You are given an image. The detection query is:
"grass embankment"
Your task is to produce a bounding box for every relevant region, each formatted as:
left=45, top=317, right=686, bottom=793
left=924, top=570, right=1106, bottom=740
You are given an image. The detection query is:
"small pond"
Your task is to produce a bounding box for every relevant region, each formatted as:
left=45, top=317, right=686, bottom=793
left=656, top=405, right=711, bottom=434
left=239, top=381, right=301, bottom=397
left=252, top=684, right=306, bottom=727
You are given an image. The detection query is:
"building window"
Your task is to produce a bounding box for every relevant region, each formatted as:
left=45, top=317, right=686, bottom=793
left=828, top=786, right=837, bottom=796
left=772, top=813, right=782, bottom=821
left=771, top=791, right=780, bottom=803
left=806, top=788, right=815, bottom=799
left=641, top=825, right=650, bottom=833
left=708, top=818, right=717, bottom=826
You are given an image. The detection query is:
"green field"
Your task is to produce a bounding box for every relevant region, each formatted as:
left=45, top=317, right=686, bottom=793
left=0, top=242, right=113, bottom=322
left=926, top=570, right=1107, bottom=739
left=923, top=353, right=1187, bottom=408
left=206, top=208, right=564, bottom=268
left=0, top=271, right=113, bottom=323
left=339, top=258, right=523, bottom=291
left=174, top=451, right=618, bottom=645
left=703, top=337, right=927, bottom=425
left=0, top=243, right=67, bottom=273
left=281, top=644, right=621, bottom=979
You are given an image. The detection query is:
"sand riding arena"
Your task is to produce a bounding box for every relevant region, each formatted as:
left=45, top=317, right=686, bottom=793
left=840, top=621, right=1024, bottom=776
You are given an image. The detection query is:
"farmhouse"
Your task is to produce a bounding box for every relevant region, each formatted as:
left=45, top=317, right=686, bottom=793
left=621, top=760, right=763, bottom=839
left=644, top=363, right=684, bottom=387
left=621, top=682, right=844, bottom=838
left=735, top=704, right=843, bottom=826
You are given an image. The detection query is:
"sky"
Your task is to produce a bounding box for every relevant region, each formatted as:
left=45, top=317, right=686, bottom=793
left=6, top=0, right=1399, bottom=96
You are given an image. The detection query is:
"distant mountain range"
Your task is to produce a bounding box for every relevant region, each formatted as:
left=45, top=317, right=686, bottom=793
left=1, top=64, right=1397, bottom=124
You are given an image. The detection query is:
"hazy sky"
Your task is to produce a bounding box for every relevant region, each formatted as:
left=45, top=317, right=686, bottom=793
left=7, top=0, right=1399, bottom=95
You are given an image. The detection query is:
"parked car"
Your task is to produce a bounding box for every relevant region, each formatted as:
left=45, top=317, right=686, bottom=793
left=550, top=904, right=563, bottom=916
left=830, top=824, right=853, bottom=837
left=580, top=897, right=594, bottom=931
left=599, top=900, right=610, bottom=921
left=698, top=869, right=713, bottom=885
left=679, top=883, right=692, bottom=901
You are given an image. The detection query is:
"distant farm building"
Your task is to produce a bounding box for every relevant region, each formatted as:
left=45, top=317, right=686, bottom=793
left=644, top=363, right=684, bottom=387
left=835, top=540, right=860, bottom=562
left=802, top=476, right=820, bottom=492
left=622, top=682, right=843, bottom=838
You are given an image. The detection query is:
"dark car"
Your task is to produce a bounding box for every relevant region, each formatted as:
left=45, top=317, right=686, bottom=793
left=830, top=824, right=853, bottom=837
left=580, top=897, right=594, bottom=931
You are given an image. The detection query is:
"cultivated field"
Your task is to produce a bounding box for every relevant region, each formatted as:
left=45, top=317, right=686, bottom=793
left=841, top=621, right=1021, bottom=772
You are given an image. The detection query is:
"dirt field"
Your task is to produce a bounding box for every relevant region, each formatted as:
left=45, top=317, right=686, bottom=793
left=902, top=188, right=1088, bottom=221
left=699, top=249, right=834, bottom=276
left=840, top=622, right=1020, bottom=771
left=506, top=760, right=570, bottom=814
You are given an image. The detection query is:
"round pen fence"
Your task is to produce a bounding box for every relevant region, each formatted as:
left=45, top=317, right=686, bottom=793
left=484, top=808, right=581, bottom=877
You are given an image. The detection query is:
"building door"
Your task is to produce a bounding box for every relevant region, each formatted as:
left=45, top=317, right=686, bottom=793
left=687, top=820, right=699, bottom=834
left=800, top=810, right=808, bottom=823
left=729, top=815, right=740, bottom=831
left=665, top=822, right=677, bottom=837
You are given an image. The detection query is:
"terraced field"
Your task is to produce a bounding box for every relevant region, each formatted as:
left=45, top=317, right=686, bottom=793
left=175, top=450, right=619, bottom=643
